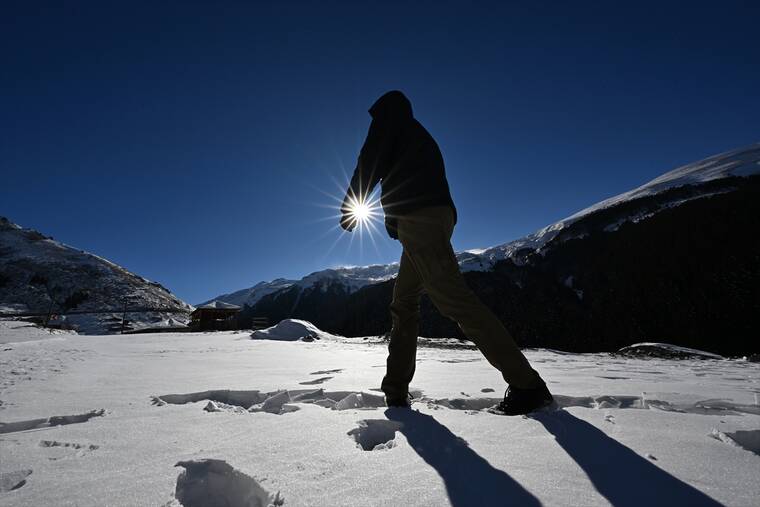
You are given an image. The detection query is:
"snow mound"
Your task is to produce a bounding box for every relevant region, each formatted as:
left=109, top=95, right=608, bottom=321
left=250, top=319, right=337, bottom=341
left=616, top=343, right=724, bottom=360
left=174, top=459, right=283, bottom=507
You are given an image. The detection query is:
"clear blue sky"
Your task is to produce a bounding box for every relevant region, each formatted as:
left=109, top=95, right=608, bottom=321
left=3, top=2, right=759, bottom=304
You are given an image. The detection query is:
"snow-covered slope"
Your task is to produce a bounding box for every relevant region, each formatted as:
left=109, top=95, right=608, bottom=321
left=463, top=142, right=760, bottom=271
left=0, top=217, right=192, bottom=334
left=207, top=142, right=760, bottom=302
left=202, top=279, right=297, bottom=307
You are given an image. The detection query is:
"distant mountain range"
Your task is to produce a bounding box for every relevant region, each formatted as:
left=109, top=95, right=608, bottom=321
left=3, top=142, right=758, bottom=349
left=202, top=265, right=399, bottom=308
left=215, top=142, right=760, bottom=355
left=0, top=218, right=192, bottom=334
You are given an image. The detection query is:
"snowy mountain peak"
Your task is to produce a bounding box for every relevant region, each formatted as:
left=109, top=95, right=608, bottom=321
left=567, top=142, right=760, bottom=223
left=461, top=142, right=760, bottom=271
left=296, top=264, right=399, bottom=292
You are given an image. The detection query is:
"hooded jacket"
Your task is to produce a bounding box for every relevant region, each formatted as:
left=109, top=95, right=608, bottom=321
left=343, top=91, right=457, bottom=239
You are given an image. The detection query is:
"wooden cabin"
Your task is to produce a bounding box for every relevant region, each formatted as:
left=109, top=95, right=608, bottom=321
left=190, top=300, right=241, bottom=331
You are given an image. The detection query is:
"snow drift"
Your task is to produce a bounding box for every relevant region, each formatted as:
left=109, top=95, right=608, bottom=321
left=617, top=343, right=726, bottom=360
left=250, top=319, right=338, bottom=341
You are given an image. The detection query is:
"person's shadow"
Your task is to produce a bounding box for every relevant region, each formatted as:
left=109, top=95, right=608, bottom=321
left=530, top=410, right=723, bottom=506
left=384, top=408, right=541, bottom=506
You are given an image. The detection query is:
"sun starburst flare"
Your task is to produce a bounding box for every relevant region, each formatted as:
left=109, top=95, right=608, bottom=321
left=344, top=193, right=379, bottom=229
left=304, top=166, right=390, bottom=262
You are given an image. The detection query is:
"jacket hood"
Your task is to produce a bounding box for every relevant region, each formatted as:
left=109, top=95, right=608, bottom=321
left=369, top=90, right=413, bottom=119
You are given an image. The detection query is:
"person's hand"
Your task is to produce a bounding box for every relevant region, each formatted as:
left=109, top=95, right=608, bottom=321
left=340, top=207, right=356, bottom=232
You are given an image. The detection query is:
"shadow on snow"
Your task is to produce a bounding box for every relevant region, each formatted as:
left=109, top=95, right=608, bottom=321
left=530, top=410, right=722, bottom=506
left=384, top=408, right=541, bottom=507
left=385, top=408, right=722, bottom=507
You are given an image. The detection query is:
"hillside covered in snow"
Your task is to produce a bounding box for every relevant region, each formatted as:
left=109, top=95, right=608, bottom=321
left=462, top=142, right=760, bottom=270
left=0, top=217, right=192, bottom=334
left=222, top=143, right=760, bottom=355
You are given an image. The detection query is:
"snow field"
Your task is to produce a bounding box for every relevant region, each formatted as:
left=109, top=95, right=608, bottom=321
left=0, top=321, right=758, bottom=506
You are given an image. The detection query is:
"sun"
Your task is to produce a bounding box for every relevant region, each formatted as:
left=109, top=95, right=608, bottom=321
left=309, top=173, right=387, bottom=259
left=343, top=193, right=378, bottom=229
left=349, top=199, right=372, bottom=224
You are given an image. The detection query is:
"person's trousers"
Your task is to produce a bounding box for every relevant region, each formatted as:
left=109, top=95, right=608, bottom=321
left=381, top=206, right=541, bottom=401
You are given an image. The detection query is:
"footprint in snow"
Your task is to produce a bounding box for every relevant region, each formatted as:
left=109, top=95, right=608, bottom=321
left=0, top=409, right=106, bottom=434
left=39, top=440, right=99, bottom=460
left=298, top=376, right=333, bottom=385
left=174, top=459, right=283, bottom=507
left=709, top=428, right=760, bottom=456
left=0, top=469, right=32, bottom=492
left=348, top=419, right=404, bottom=451
left=309, top=369, right=343, bottom=375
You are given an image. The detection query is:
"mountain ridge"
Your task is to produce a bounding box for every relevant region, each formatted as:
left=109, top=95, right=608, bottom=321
left=0, top=217, right=192, bottom=334
left=208, top=142, right=760, bottom=306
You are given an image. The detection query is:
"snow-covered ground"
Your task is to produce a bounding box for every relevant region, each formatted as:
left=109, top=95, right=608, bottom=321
left=0, top=319, right=758, bottom=506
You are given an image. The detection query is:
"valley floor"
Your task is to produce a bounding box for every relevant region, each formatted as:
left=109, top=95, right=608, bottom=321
left=0, top=320, right=758, bottom=506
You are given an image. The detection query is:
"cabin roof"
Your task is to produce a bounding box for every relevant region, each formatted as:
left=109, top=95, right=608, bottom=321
left=194, top=300, right=241, bottom=311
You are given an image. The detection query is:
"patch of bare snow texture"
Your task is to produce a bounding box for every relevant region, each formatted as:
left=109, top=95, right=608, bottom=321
left=348, top=419, right=403, bottom=450
left=0, top=469, right=32, bottom=492
left=174, top=459, right=284, bottom=507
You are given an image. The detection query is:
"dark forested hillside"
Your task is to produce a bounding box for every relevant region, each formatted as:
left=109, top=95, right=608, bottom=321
left=241, top=176, right=760, bottom=355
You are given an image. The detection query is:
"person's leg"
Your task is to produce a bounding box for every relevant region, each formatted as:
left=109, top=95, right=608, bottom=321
left=381, top=249, right=424, bottom=402
left=397, top=207, right=542, bottom=389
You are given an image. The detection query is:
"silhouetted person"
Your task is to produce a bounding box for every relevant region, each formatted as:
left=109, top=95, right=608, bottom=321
left=341, top=90, right=552, bottom=415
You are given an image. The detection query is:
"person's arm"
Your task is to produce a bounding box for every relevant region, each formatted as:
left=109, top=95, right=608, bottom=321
left=340, top=118, right=393, bottom=231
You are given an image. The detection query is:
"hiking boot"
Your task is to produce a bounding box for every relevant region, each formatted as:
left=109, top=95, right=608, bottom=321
left=490, top=382, right=554, bottom=415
